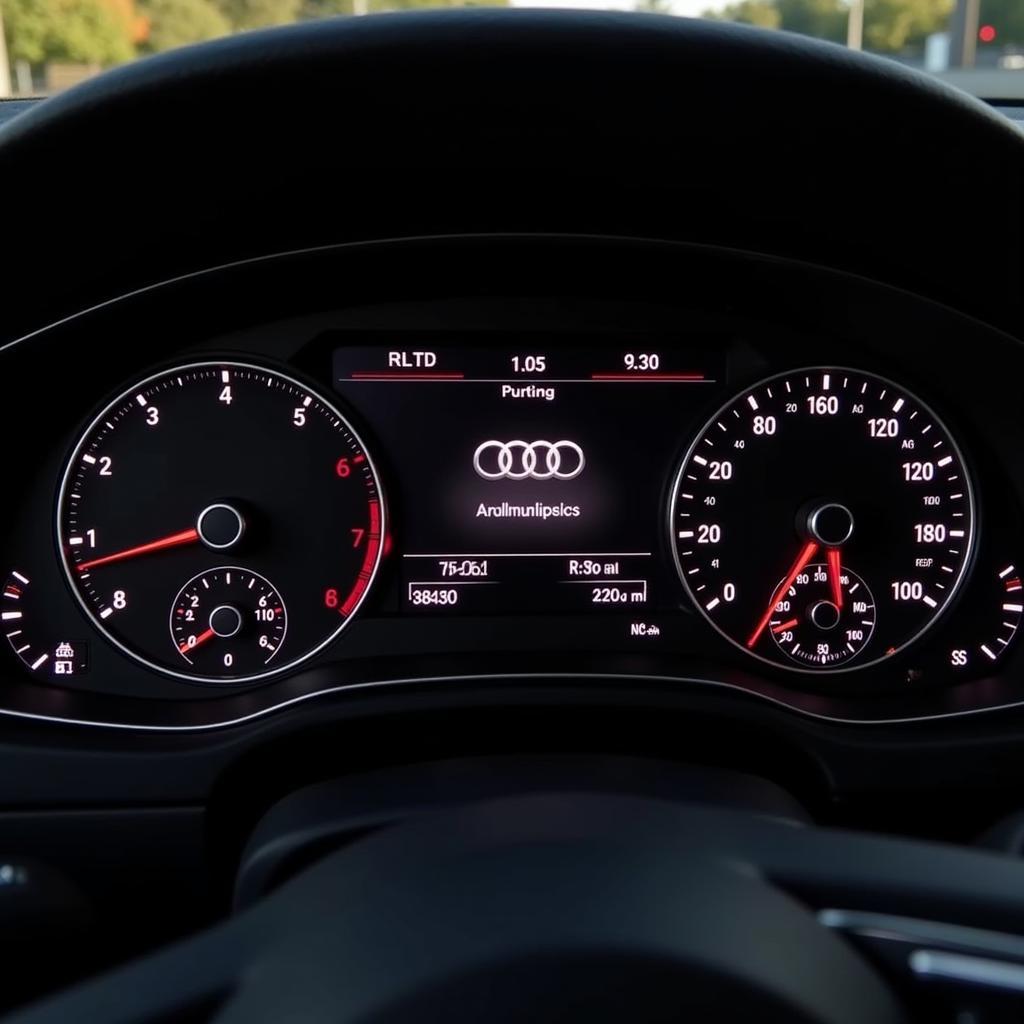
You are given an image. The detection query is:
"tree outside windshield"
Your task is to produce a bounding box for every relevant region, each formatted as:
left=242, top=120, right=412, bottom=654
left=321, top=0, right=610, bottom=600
left=0, top=0, right=1020, bottom=97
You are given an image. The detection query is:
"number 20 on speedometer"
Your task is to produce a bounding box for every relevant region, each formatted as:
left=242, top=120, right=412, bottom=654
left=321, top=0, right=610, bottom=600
left=669, top=368, right=974, bottom=672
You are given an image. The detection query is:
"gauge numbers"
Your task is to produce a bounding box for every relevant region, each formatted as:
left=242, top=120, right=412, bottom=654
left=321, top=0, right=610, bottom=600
left=670, top=368, right=974, bottom=673
left=58, top=362, right=385, bottom=684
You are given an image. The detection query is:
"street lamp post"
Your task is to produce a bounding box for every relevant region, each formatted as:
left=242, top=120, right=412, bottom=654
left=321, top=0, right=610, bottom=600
left=949, top=0, right=981, bottom=67
left=847, top=0, right=864, bottom=51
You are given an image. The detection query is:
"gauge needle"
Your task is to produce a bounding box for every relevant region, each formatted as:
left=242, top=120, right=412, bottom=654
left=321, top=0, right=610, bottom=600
left=76, top=528, right=200, bottom=572
left=180, top=628, right=215, bottom=655
left=772, top=618, right=800, bottom=634
left=747, top=540, right=819, bottom=649
left=827, top=548, right=844, bottom=609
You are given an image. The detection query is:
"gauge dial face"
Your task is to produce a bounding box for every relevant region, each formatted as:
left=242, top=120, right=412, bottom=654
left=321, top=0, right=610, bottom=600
left=171, top=567, right=287, bottom=674
left=58, top=363, right=385, bottom=683
left=670, top=368, right=974, bottom=673
left=768, top=564, right=876, bottom=667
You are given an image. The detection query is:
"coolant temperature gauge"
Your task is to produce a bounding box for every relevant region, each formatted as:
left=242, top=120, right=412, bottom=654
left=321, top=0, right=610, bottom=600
left=2, top=570, right=89, bottom=677
left=947, top=564, right=1023, bottom=671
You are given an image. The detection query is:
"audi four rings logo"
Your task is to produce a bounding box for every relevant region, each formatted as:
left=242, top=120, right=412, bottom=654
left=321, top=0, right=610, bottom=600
left=473, top=440, right=586, bottom=481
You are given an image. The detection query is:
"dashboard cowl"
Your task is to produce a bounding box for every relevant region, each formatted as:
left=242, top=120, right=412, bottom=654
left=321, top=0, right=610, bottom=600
left=0, top=11, right=1021, bottom=341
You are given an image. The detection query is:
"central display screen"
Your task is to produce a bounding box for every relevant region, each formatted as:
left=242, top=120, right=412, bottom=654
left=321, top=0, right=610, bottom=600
left=333, top=337, right=724, bottom=614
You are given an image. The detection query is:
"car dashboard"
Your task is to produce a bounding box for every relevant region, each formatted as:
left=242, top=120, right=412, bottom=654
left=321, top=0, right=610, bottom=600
left=2, top=12, right=1024, bottom=1016
left=2, top=237, right=1023, bottom=729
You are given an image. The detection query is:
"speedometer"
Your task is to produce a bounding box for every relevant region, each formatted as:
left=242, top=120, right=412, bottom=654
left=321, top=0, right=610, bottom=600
left=669, top=367, right=974, bottom=672
left=58, top=362, right=385, bottom=684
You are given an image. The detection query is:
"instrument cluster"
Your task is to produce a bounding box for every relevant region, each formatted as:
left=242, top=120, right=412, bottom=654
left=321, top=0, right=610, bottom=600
left=1, top=241, right=1022, bottom=728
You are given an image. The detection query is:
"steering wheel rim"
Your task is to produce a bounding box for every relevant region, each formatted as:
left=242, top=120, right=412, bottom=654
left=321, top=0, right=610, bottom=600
left=0, top=10, right=1021, bottom=344
left=5, top=792, right=917, bottom=1024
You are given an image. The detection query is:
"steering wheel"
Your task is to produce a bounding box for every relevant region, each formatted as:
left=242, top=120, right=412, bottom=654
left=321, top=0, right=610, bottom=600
left=3, top=11, right=1024, bottom=1023
left=14, top=752, right=1024, bottom=1023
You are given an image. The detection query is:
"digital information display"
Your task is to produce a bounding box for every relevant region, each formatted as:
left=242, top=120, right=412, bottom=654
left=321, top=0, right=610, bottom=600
left=333, top=339, right=724, bottom=615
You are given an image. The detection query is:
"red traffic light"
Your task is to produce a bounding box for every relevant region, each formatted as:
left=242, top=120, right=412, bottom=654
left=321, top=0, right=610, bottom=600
left=979, top=24, right=997, bottom=43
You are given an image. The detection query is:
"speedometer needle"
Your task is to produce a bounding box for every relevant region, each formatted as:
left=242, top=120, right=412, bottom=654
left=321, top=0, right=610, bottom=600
left=179, top=627, right=215, bottom=655
left=76, top=528, right=200, bottom=572
left=747, top=540, right=819, bottom=649
left=827, top=548, right=844, bottom=609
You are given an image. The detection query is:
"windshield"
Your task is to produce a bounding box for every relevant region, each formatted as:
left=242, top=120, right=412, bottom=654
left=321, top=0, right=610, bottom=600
left=0, top=0, right=1021, bottom=99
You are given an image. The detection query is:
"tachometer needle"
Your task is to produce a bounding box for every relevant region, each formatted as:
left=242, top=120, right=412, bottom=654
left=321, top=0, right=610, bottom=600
left=747, top=540, right=819, bottom=649
left=179, top=627, right=215, bottom=655
left=827, top=547, right=844, bottom=609
left=76, top=528, right=200, bottom=572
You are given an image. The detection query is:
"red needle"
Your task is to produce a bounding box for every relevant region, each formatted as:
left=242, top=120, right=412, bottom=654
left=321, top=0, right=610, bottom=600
left=747, top=540, right=819, bottom=649
left=827, top=548, right=844, bottom=609
left=76, top=528, right=200, bottom=572
left=180, top=628, right=215, bottom=655
left=772, top=618, right=800, bottom=634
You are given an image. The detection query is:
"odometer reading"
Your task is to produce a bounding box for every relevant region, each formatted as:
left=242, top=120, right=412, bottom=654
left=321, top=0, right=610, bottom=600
left=670, top=368, right=974, bottom=672
left=59, top=363, right=385, bottom=683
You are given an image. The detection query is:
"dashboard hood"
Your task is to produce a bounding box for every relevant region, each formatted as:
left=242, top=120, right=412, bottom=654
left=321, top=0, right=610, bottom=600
left=0, top=10, right=1021, bottom=342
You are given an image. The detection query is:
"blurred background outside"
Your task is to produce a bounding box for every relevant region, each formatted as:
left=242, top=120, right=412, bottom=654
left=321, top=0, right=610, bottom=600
left=0, top=0, right=1020, bottom=98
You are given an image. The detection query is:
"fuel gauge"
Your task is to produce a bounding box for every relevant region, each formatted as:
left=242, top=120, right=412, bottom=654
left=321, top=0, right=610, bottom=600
left=2, top=570, right=89, bottom=678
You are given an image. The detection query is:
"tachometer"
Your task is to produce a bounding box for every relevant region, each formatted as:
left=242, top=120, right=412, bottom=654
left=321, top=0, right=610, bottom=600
left=669, top=368, right=974, bottom=672
left=58, top=362, right=384, bottom=683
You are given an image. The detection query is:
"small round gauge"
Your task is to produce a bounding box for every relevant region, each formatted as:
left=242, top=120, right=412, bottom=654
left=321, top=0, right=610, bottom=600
left=670, top=367, right=975, bottom=673
left=769, top=563, right=876, bottom=667
left=58, top=362, right=385, bottom=684
left=171, top=567, right=286, bottom=676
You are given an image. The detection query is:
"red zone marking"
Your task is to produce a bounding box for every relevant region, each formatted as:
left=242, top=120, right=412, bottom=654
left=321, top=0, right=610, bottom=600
left=591, top=374, right=705, bottom=381
left=350, top=373, right=465, bottom=380
left=1006, top=579, right=1022, bottom=593
left=338, top=500, right=381, bottom=617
